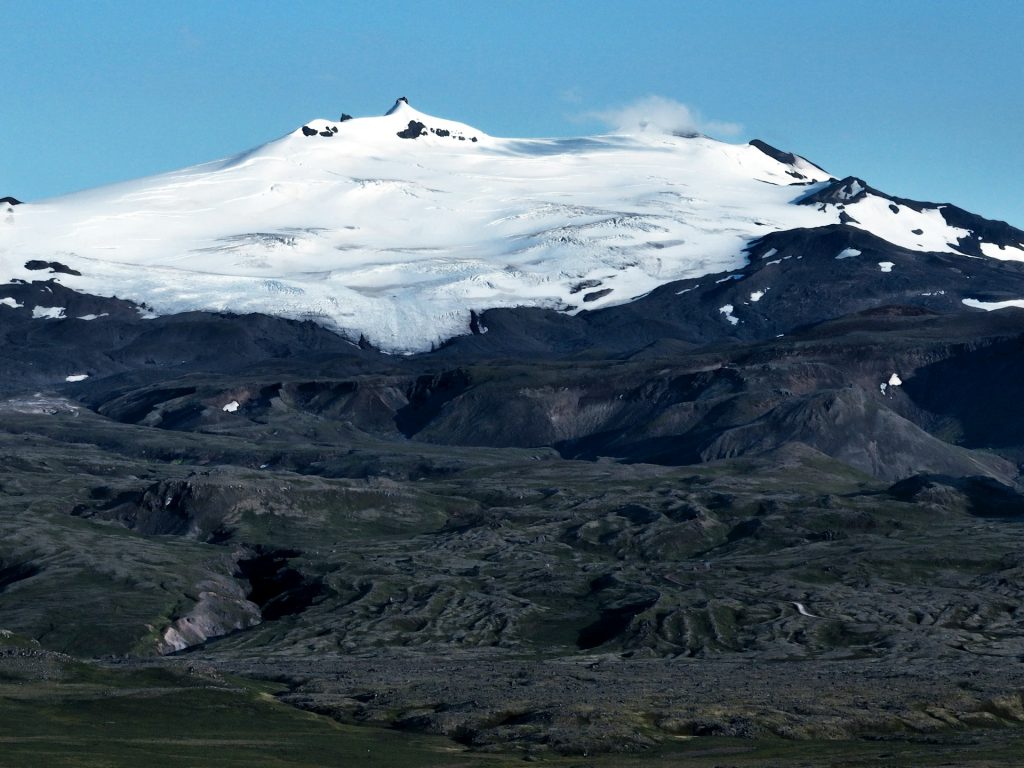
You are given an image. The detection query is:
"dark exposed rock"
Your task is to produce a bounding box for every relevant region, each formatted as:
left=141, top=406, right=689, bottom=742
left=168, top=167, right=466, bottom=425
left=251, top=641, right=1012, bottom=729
left=614, top=504, right=661, bottom=525
left=902, top=334, right=1024, bottom=453
left=0, top=282, right=370, bottom=391
left=888, top=474, right=1024, bottom=517
left=582, top=288, right=613, bottom=302
left=24, top=260, right=82, bottom=276
left=301, top=126, right=318, bottom=137
left=236, top=547, right=326, bottom=621
left=725, top=517, right=762, bottom=542
left=395, top=369, right=473, bottom=437
left=0, top=560, right=41, bottom=592
left=72, top=476, right=230, bottom=539
left=577, top=587, right=660, bottom=650
left=397, top=120, right=428, bottom=140
left=799, top=176, right=870, bottom=206
left=749, top=139, right=799, bottom=165
left=748, top=139, right=825, bottom=175
left=569, top=279, right=602, bottom=295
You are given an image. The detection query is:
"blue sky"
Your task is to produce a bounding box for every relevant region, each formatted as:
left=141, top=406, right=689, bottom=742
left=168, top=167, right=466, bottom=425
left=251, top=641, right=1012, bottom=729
left=3, top=1, right=1022, bottom=226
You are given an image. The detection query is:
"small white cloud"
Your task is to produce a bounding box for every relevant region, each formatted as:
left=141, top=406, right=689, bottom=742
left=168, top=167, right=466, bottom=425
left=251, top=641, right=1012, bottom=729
left=585, top=95, right=742, bottom=138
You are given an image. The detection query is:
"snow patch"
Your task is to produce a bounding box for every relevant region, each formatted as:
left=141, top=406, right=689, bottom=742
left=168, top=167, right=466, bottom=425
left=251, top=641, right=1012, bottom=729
left=840, top=195, right=970, bottom=254
left=31, top=306, right=65, bottom=319
left=836, top=248, right=861, bottom=260
left=792, top=601, right=822, bottom=618
left=0, top=297, right=23, bottom=309
left=77, top=313, right=110, bottom=320
left=888, top=373, right=902, bottom=387
left=878, top=261, right=895, bottom=273
left=65, top=374, right=89, bottom=383
left=836, top=180, right=865, bottom=201
left=759, top=248, right=778, bottom=260
left=718, top=304, right=739, bottom=325
left=749, top=288, right=768, bottom=302
left=222, top=400, right=240, bottom=413
left=980, top=241, right=1024, bottom=262
left=962, top=298, right=1024, bottom=312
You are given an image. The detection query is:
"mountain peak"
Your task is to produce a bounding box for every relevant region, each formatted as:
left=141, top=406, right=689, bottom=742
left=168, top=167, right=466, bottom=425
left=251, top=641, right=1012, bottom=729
left=295, top=97, right=485, bottom=145
left=5, top=102, right=1020, bottom=354
left=385, top=96, right=411, bottom=115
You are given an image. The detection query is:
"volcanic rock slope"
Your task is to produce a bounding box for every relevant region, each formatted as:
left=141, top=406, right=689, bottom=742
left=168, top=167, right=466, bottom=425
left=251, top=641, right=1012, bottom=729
left=3, top=100, right=1024, bottom=760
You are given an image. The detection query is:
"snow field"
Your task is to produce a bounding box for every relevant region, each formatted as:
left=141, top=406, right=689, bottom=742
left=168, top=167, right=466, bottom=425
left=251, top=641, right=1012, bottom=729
left=1, top=100, right=1016, bottom=351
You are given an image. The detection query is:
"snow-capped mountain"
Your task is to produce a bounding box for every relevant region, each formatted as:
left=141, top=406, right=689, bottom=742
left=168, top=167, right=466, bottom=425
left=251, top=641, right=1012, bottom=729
left=2, top=98, right=1022, bottom=351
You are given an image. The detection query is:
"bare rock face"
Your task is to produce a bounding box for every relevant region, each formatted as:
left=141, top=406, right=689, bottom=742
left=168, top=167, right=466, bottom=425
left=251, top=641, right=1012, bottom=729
left=699, top=386, right=1017, bottom=483
left=157, top=575, right=261, bottom=654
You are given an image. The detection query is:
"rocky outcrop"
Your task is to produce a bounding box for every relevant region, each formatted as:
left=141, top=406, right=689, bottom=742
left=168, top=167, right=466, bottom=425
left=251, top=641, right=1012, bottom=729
left=157, top=575, right=261, bottom=654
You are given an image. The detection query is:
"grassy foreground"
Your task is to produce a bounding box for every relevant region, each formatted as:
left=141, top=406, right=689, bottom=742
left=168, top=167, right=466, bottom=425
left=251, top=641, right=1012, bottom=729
left=0, top=660, right=480, bottom=768
left=0, top=656, right=1022, bottom=768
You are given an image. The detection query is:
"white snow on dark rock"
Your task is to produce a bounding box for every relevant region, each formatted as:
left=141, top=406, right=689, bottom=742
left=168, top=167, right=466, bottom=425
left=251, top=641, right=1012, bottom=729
left=1, top=101, right=1020, bottom=353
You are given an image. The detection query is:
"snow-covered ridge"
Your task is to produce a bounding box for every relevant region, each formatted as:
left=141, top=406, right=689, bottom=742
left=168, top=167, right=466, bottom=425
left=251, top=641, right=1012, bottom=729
left=799, top=176, right=1024, bottom=257
left=1, top=99, right=1020, bottom=351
